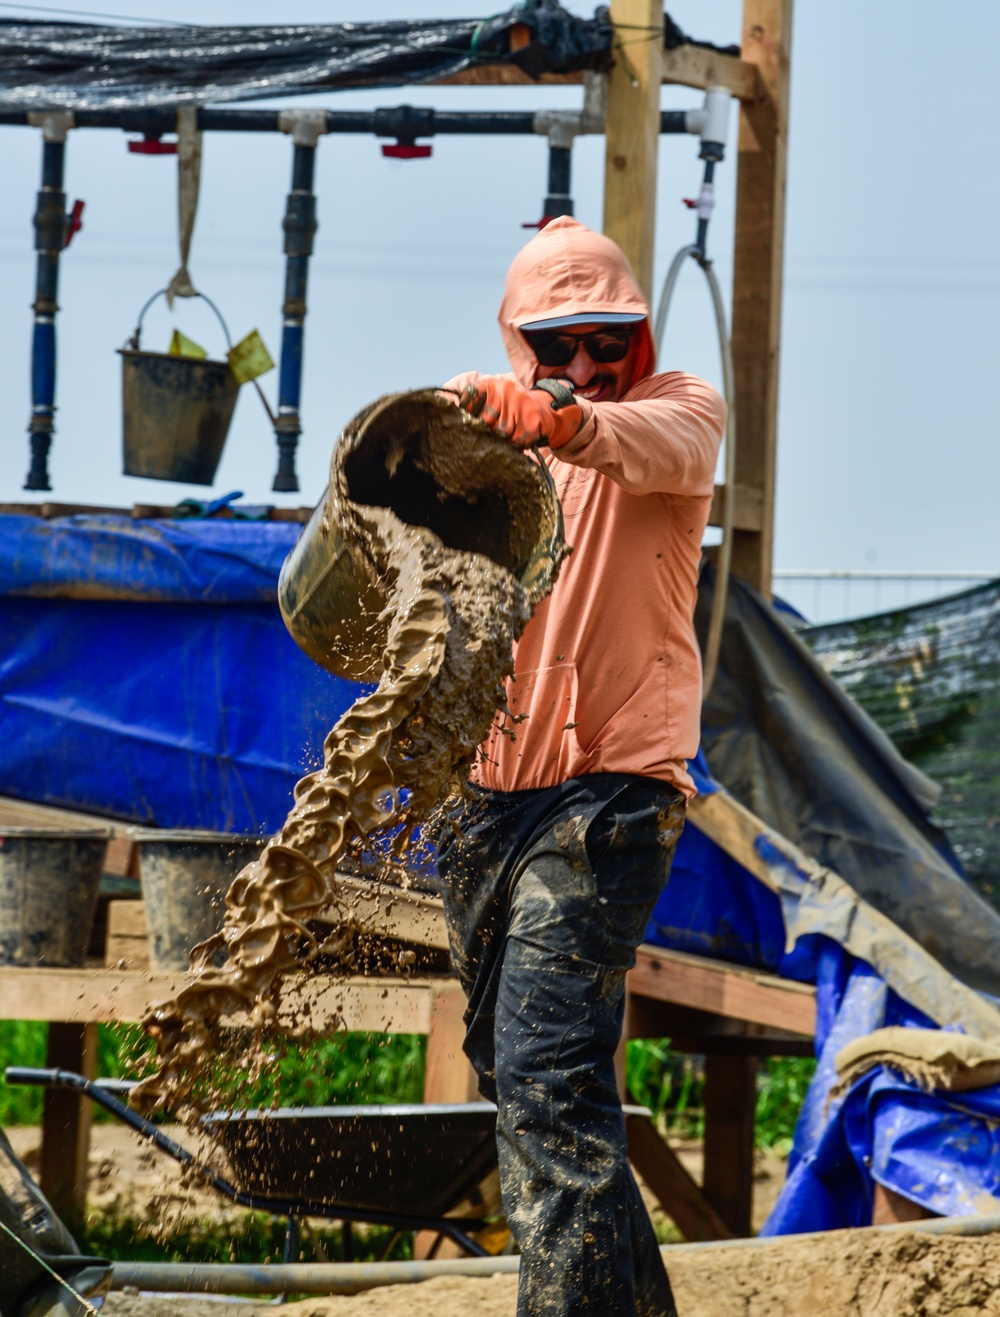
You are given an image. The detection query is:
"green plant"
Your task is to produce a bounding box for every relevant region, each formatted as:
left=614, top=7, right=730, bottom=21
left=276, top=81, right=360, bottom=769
left=754, top=1056, right=815, bottom=1152
left=77, top=1203, right=411, bottom=1265
left=1, top=1022, right=426, bottom=1124
left=626, top=1040, right=816, bottom=1150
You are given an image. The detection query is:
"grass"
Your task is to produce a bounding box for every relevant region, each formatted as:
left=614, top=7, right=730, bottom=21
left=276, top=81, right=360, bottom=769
left=0, top=1021, right=426, bottom=1125
left=2, top=1023, right=813, bottom=1151
left=77, top=1204, right=411, bottom=1265
left=627, top=1039, right=815, bottom=1152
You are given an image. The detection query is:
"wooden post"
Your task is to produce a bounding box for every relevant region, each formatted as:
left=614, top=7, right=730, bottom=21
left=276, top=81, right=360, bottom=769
left=702, top=1052, right=757, bottom=1235
left=730, top=0, right=793, bottom=595
left=422, top=981, right=479, bottom=1105
left=40, top=1022, right=97, bottom=1228
left=416, top=981, right=481, bottom=1259
left=602, top=0, right=663, bottom=298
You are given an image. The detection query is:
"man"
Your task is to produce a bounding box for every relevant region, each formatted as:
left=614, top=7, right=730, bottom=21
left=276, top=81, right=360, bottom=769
left=438, top=216, right=725, bottom=1316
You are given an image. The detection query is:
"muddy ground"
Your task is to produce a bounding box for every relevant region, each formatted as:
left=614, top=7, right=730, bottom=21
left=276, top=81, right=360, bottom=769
left=13, top=1126, right=999, bottom=1316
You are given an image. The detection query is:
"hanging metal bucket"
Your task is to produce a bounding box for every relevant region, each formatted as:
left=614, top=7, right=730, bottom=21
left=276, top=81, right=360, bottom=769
left=278, top=389, right=566, bottom=683
left=119, top=289, right=240, bottom=485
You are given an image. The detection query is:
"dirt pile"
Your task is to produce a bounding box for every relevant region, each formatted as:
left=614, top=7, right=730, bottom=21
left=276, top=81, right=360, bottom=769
left=102, top=1229, right=1000, bottom=1317
left=134, top=394, right=562, bottom=1118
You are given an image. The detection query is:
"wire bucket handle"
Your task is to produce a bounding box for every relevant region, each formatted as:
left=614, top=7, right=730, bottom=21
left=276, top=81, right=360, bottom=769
left=125, top=288, right=233, bottom=353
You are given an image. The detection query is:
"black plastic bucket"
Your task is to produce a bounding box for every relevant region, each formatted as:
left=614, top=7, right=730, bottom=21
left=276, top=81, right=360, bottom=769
left=0, top=828, right=111, bottom=967
left=133, top=830, right=268, bottom=971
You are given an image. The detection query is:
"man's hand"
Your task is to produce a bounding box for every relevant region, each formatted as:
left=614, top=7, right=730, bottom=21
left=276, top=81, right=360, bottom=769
left=457, top=376, right=585, bottom=449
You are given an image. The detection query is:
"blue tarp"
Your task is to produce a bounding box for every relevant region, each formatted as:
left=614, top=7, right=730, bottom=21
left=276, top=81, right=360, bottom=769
left=5, top=514, right=1000, bottom=1231
left=0, top=515, right=360, bottom=831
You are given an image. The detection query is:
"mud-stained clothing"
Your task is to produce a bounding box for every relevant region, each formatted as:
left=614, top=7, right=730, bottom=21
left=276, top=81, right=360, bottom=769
left=437, top=773, right=685, bottom=1317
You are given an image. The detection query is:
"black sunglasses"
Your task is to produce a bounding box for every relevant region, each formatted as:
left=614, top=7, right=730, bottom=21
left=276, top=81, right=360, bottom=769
left=523, top=325, right=635, bottom=368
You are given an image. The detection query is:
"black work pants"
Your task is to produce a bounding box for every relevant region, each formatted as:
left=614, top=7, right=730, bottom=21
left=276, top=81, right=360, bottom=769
left=436, top=773, right=685, bottom=1317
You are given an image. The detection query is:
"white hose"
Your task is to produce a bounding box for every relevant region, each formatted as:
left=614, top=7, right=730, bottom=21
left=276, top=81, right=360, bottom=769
left=653, top=247, right=737, bottom=698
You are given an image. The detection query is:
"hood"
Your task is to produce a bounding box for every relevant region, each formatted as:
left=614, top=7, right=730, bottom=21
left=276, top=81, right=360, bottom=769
left=498, top=216, right=656, bottom=389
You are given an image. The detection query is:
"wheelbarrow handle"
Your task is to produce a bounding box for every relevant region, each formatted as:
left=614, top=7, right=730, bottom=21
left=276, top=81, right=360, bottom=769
left=5, top=1066, right=60, bottom=1086
left=4, top=1066, right=194, bottom=1165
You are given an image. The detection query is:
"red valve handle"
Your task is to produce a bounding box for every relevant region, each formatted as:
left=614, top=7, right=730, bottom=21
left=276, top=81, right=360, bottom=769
left=64, top=199, right=84, bottom=248
left=381, top=143, right=432, bottom=160
left=128, top=135, right=178, bottom=155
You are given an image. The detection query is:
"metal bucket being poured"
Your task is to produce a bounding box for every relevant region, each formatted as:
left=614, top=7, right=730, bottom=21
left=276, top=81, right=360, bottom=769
left=278, top=389, right=566, bottom=683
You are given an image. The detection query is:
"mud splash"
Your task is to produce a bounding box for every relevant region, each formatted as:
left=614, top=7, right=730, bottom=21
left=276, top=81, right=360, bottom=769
left=135, top=395, right=563, bottom=1118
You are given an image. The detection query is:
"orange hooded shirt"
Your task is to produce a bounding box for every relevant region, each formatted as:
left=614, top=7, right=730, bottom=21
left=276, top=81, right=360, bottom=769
left=447, top=217, right=726, bottom=801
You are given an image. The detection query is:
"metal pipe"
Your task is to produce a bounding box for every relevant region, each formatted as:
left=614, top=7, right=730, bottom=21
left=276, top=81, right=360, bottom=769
left=112, top=1210, right=1000, bottom=1296
left=544, top=144, right=573, bottom=219
left=24, top=133, right=69, bottom=490
left=272, top=141, right=317, bottom=493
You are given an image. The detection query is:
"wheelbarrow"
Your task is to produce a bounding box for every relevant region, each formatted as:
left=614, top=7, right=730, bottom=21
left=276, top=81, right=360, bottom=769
left=4, top=1067, right=500, bottom=1266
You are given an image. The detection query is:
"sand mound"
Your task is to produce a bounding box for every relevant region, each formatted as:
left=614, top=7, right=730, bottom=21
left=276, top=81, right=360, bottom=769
left=102, top=1228, right=1000, bottom=1317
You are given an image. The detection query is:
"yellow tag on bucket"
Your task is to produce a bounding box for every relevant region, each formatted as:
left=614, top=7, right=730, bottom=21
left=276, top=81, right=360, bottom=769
left=227, top=329, right=275, bottom=385
left=168, top=329, right=208, bottom=359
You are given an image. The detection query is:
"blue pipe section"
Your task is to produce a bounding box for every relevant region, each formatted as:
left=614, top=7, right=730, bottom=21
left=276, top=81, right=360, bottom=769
left=277, top=322, right=304, bottom=412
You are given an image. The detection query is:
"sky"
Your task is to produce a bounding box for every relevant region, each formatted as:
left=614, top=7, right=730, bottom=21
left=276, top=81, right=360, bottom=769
left=1, top=1, right=999, bottom=615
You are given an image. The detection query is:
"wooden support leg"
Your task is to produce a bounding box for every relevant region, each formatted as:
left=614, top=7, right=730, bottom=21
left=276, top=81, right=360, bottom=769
left=416, top=981, right=481, bottom=1261
left=872, top=1183, right=934, bottom=1226
left=702, top=1053, right=757, bottom=1236
left=40, top=1021, right=97, bottom=1229
left=422, top=981, right=479, bottom=1105
left=625, top=1112, right=734, bottom=1242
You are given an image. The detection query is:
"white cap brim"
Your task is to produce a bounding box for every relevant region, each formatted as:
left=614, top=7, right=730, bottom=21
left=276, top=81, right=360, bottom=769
left=519, top=312, right=646, bottom=332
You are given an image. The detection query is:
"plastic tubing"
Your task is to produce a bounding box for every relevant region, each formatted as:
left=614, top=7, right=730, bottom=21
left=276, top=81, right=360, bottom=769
left=653, top=245, right=737, bottom=697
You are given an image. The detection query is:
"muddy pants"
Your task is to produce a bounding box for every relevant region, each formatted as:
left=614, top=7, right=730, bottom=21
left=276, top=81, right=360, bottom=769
left=436, top=772, right=686, bottom=1317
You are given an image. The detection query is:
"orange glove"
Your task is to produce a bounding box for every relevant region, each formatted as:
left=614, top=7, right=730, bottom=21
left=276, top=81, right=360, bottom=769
left=457, top=376, right=584, bottom=449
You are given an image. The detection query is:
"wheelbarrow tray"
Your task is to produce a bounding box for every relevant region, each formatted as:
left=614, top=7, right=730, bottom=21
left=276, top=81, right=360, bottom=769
left=201, top=1102, right=499, bottom=1219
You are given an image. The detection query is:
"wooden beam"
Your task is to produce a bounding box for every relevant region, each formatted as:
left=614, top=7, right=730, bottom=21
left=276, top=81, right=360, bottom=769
left=0, top=795, right=130, bottom=836
left=432, top=50, right=761, bottom=101
left=707, top=481, right=764, bottom=533
left=729, top=0, right=793, bottom=595
left=431, top=66, right=581, bottom=88
left=336, top=874, right=450, bottom=952
left=628, top=944, right=816, bottom=1037
left=627, top=995, right=813, bottom=1054
left=661, top=45, right=760, bottom=100
left=40, top=1022, right=96, bottom=1228
left=603, top=0, right=663, bottom=298
left=0, top=967, right=444, bottom=1035
left=625, top=1109, right=734, bottom=1242
left=703, top=1053, right=758, bottom=1235
left=687, top=787, right=1000, bottom=1042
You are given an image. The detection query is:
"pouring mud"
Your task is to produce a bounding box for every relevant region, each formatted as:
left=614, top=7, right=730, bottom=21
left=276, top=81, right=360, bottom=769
left=135, top=391, right=566, bottom=1118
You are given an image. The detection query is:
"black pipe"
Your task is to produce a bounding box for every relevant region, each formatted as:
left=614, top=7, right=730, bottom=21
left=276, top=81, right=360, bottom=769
left=660, top=109, right=689, bottom=134
left=543, top=143, right=573, bottom=220
left=2, top=106, right=696, bottom=138
left=695, top=157, right=716, bottom=255
left=24, top=137, right=69, bottom=491
left=273, top=142, right=318, bottom=492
